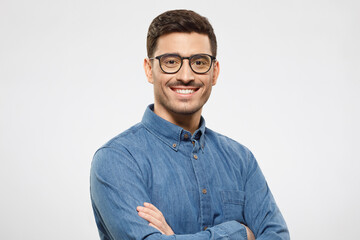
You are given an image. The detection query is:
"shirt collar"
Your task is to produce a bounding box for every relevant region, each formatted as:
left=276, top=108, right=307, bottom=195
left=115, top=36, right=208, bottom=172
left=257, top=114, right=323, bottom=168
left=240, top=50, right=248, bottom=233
left=141, top=104, right=206, bottom=151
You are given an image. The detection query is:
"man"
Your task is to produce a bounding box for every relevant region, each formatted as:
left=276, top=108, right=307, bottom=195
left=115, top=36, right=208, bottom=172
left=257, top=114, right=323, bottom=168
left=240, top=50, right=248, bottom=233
left=90, top=9, right=289, bottom=240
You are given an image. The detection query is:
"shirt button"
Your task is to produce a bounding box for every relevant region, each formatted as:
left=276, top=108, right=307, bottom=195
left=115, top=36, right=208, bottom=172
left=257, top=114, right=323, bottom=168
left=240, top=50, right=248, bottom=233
left=172, top=143, right=177, bottom=148
left=202, top=189, right=207, bottom=194
left=203, top=226, right=208, bottom=230
left=193, top=154, right=198, bottom=160
left=184, top=134, right=189, bottom=139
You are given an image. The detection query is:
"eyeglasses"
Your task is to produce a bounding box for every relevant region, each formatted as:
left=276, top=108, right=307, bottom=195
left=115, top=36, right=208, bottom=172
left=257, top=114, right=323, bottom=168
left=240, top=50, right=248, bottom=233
left=149, top=53, right=216, bottom=74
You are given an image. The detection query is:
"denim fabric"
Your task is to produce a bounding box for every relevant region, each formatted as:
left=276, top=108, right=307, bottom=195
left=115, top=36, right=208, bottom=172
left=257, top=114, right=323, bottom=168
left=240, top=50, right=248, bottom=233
left=90, top=104, right=289, bottom=240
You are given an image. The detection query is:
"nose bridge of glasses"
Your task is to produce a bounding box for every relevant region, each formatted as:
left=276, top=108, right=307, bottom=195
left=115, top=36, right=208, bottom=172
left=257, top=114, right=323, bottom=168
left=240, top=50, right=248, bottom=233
left=181, top=56, right=197, bottom=73
left=180, top=56, right=191, bottom=66
left=178, top=57, right=194, bottom=75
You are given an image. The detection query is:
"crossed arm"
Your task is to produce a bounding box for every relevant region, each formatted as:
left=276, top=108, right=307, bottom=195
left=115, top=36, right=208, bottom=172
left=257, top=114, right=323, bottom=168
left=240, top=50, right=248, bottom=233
left=91, top=147, right=289, bottom=239
left=137, top=202, right=255, bottom=240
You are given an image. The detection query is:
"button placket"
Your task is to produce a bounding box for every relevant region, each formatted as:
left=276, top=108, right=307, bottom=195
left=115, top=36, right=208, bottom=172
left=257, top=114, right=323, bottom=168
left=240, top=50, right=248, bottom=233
left=188, top=135, right=211, bottom=228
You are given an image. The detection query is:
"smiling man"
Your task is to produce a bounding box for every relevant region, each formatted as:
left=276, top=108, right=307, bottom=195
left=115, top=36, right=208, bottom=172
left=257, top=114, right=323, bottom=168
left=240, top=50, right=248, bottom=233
left=90, top=9, right=289, bottom=240
left=145, top=32, right=217, bottom=134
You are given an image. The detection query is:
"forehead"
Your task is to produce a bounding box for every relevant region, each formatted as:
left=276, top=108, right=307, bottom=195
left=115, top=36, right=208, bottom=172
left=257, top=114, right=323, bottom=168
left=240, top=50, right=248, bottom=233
left=155, top=32, right=211, bottom=56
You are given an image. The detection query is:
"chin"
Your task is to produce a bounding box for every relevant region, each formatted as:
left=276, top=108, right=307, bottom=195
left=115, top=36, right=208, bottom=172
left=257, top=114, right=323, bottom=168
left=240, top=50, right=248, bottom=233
left=169, top=103, right=203, bottom=116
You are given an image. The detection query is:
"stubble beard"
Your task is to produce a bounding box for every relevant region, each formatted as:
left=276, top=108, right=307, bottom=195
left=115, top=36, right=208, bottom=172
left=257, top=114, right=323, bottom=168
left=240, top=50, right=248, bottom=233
left=156, top=90, right=211, bottom=117
left=154, top=78, right=213, bottom=117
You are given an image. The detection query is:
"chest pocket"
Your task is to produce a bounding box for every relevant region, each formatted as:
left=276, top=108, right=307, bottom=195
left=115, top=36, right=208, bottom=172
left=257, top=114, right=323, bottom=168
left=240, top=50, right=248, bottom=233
left=221, top=190, right=245, bottom=222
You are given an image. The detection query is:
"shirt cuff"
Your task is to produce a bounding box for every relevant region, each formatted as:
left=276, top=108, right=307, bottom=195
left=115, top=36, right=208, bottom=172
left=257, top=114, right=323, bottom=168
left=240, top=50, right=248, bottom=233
left=207, top=220, right=247, bottom=240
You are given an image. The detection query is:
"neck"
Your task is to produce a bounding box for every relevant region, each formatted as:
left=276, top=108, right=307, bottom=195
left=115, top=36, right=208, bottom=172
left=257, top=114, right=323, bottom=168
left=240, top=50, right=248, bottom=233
left=153, top=106, right=202, bottom=134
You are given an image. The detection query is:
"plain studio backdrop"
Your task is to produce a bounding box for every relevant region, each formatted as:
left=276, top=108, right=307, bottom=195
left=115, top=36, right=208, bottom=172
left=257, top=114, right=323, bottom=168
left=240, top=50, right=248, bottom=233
left=1, top=0, right=359, bottom=239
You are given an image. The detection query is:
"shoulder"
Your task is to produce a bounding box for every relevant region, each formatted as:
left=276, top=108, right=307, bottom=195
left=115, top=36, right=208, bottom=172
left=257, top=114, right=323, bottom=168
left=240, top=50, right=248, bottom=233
left=92, top=122, right=150, bottom=166
left=204, top=127, right=258, bottom=177
left=101, top=123, right=145, bottom=149
left=204, top=127, right=253, bottom=158
left=91, top=122, right=154, bottom=178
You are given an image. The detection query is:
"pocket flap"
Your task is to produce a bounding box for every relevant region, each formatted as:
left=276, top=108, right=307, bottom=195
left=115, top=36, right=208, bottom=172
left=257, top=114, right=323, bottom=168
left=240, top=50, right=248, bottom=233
left=221, top=190, right=245, bottom=205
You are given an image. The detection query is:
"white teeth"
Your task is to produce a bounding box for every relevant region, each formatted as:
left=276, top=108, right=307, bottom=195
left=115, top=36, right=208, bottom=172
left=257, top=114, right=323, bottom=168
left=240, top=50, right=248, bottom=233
left=175, top=89, right=194, bottom=94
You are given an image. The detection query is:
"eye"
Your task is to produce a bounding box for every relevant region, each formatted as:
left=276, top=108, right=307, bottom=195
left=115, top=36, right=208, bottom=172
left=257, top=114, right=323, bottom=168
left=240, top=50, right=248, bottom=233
left=191, top=55, right=211, bottom=68
left=161, top=55, right=181, bottom=68
left=194, top=60, right=206, bottom=66
left=166, top=59, right=177, bottom=65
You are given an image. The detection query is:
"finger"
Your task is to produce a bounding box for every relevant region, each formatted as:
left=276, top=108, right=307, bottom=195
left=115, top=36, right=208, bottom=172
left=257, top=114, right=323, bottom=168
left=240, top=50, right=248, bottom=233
left=137, top=206, right=158, bottom=216
left=138, top=210, right=162, bottom=227
left=144, top=202, right=163, bottom=216
left=137, top=206, right=163, bottom=221
left=241, top=224, right=255, bottom=240
left=149, top=222, right=165, bottom=234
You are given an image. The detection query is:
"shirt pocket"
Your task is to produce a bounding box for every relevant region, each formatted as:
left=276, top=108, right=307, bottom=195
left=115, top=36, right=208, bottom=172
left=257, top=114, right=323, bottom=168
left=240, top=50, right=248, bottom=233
left=220, top=190, right=245, bottom=222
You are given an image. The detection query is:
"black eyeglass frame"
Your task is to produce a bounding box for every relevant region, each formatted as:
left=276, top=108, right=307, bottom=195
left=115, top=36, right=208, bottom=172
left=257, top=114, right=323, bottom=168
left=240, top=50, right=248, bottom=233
left=149, top=53, right=217, bottom=74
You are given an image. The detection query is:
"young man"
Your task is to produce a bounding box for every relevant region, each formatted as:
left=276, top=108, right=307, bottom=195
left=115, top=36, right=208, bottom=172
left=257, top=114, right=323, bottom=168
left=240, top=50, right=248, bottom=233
left=90, top=9, right=289, bottom=240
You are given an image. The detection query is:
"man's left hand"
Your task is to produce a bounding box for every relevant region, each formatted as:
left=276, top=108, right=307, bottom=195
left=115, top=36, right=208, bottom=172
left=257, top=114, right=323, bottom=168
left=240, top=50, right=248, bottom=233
left=137, top=202, right=175, bottom=236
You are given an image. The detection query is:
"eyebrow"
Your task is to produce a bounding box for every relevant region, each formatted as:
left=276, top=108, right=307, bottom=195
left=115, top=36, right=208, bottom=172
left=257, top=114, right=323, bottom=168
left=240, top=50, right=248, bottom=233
left=160, top=52, right=212, bottom=57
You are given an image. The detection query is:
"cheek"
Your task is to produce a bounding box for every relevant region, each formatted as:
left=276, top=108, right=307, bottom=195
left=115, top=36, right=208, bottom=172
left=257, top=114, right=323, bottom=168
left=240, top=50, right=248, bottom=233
left=151, top=72, right=162, bottom=86
left=201, top=75, right=214, bottom=88
left=152, top=77, right=172, bottom=96
left=153, top=73, right=173, bottom=87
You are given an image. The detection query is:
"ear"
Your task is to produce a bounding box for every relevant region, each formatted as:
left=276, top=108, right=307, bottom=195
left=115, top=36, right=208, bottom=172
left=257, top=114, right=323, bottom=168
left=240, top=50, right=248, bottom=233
left=211, top=60, right=220, bottom=86
left=144, top=58, right=154, bottom=84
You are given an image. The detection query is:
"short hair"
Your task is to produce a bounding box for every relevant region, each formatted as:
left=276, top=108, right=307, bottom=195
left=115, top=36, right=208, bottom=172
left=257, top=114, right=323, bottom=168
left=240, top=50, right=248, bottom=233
left=146, top=9, right=217, bottom=58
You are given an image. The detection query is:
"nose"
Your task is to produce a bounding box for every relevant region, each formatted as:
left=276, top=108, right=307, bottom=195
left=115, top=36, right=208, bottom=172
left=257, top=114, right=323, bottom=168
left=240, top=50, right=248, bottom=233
left=176, top=59, right=195, bottom=83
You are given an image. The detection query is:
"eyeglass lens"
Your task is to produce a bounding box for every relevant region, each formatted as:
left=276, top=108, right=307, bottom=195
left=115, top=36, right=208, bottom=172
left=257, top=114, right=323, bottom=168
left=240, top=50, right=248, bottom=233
left=159, top=54, right=212, bottom=73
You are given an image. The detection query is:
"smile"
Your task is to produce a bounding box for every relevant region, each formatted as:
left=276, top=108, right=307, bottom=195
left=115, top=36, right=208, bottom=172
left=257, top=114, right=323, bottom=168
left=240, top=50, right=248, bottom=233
left=171, top=88, right=199, bottom=95
left=175, top=89, right=195, bottom=94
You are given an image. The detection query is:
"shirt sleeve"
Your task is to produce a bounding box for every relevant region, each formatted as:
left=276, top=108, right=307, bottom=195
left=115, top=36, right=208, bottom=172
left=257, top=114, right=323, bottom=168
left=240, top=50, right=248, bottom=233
left=90, top=147, right=248, bottom=240
left=243, top=150, right=290, bottom=240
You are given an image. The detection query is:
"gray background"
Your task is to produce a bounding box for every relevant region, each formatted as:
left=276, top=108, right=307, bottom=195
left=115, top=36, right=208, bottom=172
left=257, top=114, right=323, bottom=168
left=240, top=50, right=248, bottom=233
left=1, top=0, right=359, bottom=239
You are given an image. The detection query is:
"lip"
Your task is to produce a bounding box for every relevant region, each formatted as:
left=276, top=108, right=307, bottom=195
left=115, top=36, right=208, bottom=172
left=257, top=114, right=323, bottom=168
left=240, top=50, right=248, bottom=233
left=170, top=87, right=199, bottom=97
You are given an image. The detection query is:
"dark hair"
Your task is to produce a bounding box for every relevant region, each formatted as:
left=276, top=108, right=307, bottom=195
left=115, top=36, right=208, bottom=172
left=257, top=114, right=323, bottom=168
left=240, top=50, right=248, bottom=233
left=146, top=9, right=217, bottom=58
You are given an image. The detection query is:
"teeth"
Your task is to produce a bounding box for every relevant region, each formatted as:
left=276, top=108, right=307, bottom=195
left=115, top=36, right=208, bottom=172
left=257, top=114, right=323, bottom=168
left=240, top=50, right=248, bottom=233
left=175, top=89, right=194, bottom=94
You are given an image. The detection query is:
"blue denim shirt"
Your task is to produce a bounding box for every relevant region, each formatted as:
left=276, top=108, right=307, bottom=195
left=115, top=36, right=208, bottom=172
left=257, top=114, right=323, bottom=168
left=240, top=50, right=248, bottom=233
left=90, top=104, right=289, bottom=240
